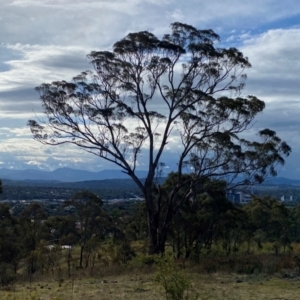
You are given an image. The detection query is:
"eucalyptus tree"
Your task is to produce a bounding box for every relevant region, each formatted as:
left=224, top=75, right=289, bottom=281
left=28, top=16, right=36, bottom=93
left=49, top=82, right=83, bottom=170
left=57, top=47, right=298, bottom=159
left=28, top=22, right=291, bottom=254
left=19, top=202, right=47, bottom=254
left=65, top=190, right=109, bottom=268
left=0, top=204, right=20, bottom=273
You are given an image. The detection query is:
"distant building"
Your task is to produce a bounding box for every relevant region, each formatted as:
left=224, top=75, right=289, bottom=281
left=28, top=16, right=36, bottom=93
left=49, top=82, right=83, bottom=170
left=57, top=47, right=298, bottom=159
left=280, top=195, right=293, bottom=202
left=226, top=189, right=252, bottom=204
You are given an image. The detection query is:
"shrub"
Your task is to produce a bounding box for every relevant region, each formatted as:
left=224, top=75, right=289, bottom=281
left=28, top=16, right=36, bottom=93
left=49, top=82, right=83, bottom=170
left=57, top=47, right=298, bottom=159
left=154, top=255, right=198, bottom=300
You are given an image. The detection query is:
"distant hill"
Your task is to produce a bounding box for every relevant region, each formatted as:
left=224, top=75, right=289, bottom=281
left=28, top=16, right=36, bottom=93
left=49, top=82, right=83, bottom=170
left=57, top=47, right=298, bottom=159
left=262, top=177, right=300, bottom=186
left=0, top=169, right=299, bottom=201
left=0, top=167, right=148, bottom=182
left=0, top=167, right=299, bottom=187
left=1, top=178, right=143, bottom=189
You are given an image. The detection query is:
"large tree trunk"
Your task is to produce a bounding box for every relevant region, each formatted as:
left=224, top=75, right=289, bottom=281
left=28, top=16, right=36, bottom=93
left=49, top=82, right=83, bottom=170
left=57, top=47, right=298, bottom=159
left=146, top=203, right=168, bottom=254
left=146, top=202, right=171, bottom=254
left=148, top=228, right=167, bottom=254
left=144, top=175, right=179, bottom=255
left=147, top=210, right=165, bottom=254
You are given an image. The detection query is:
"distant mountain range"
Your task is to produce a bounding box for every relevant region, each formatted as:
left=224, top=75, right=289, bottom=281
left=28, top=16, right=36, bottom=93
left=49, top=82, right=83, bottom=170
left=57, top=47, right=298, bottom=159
left=262, top=177, right=300, bottom=186
left=0, top=167, right=299, bottom=187
left=0, top=167, right=148, bottom=182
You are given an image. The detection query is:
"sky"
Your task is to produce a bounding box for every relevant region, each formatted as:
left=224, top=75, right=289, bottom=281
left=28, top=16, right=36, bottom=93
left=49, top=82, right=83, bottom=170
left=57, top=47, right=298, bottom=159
left=0, top=0, right=300, bottom=178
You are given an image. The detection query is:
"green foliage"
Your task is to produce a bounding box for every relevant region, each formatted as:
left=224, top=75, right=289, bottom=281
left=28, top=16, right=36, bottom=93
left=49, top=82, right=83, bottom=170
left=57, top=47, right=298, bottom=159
left=243, top=196, right=291, bottom=252
left=0, top=263, right=16, bottom=288
left=65, top=190, right=111, bottom=268
left=18, top=203, right=48, bottom=259
left=45, top=215, right=77, bottom=245
left=217, top=205, right=248, bottom=256
left=154, top=255, right=198, bottom=300
left=115, top=239, right=136, bottom=264
left=135, top=253, right=156, bottom=266
left=165, top=175, right=245, bottom=260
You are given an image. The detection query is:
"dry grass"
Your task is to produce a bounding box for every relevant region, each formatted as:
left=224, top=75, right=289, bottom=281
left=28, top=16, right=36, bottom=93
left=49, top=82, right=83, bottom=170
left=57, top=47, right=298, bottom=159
left=1, top=271, right=300, bottom=300
left=2, top=243, right=300, bottom=300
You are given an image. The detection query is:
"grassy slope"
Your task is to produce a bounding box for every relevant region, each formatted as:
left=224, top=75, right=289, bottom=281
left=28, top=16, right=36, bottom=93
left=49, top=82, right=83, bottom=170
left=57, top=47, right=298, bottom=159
left=2, top=272, right=300, bottom=300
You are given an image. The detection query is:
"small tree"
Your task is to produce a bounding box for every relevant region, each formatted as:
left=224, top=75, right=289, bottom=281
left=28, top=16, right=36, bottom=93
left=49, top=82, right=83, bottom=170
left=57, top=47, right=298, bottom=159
left=0, top=204, right=20, bottom=274
left=19, top=202, right=47, bottom=254
left=29, top=22, right=291, bottom=254
left=65, top=190, right=109, bottom=268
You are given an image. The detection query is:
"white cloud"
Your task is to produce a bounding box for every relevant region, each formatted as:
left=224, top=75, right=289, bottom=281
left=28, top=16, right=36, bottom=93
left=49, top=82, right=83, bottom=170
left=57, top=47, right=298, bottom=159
left=0, top=137, right=106, bottom=171
left=1, top=44, right=89, bottom=91
left=235, top=28, right=300, bottom=178
left=0, top=0, right=300, bottom=176
left=241, top=28, right=300, bottom=101
left=1, top=0, right=300, bottom=47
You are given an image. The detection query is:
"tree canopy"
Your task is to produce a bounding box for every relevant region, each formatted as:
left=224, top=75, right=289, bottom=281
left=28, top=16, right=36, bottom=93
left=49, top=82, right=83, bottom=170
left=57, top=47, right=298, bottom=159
left=28, top=22, right=291, bottom=254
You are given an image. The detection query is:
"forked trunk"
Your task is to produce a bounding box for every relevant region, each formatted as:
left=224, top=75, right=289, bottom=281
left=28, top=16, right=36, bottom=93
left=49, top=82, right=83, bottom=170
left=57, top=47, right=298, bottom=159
left=148, top=218, right=167, bottom=254
left=146, top=204, right=172, bottom=255
left=144, top=177, right=176, bottom=255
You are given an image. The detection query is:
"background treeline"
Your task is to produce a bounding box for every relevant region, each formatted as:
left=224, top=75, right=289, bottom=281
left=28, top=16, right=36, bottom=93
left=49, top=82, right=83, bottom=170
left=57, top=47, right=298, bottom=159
left=0, top=192, right=300, bottom=285
left=2, top=175, right=300, bottom=287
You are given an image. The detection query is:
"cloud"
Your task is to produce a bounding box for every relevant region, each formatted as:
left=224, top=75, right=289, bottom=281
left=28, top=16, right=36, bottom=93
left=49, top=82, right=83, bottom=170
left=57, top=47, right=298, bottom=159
left=242, top=28, right=300, bottom=101
left=0, top=0, right=300, bottom=177
left=1, top=2, right=300, bottom=118
left=1, top=0, right=300, bottom=47
left=236, top=28, right=300, bottom=178
left=1, top=44, right=89, bottom=89
left=0, top=136, right=113, bottom=171
left=0, top=44, right=90, bottom=118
